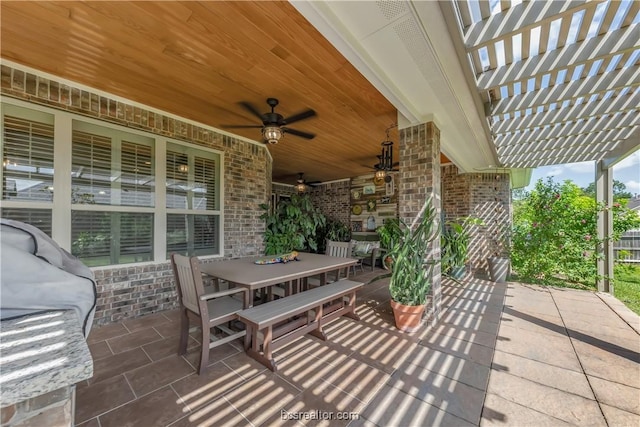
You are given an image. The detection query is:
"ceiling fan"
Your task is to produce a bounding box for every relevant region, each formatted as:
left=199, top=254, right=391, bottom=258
left=221, top=98, right=316, bottom=144
left=295, top=172, right=320, bottom=192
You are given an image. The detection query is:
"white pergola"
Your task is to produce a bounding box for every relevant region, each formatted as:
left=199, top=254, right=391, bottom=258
left=447, top=0, right=639, bottom=292
left=295, top=0, right=639, bottom=292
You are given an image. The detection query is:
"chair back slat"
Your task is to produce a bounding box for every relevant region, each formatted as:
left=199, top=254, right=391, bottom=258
left=326, top=240, right=352, bottom=258
left=171, top=253, right=207, bottom=315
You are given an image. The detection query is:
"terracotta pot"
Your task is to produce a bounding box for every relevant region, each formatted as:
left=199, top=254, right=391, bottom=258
left=390, top=299, right=425, bottom=332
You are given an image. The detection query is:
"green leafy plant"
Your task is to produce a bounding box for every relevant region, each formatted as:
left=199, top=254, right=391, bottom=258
left=376, top=218, right=401, bottom=250
left=387, top=198, right=440, bottom=306
left=441, top=216, right=483, bottom=275
left=259, top=193, right=326, bottom=255
left=316, top=219, right=351, bottom=253
left=512, top=178, right=640, bottom=285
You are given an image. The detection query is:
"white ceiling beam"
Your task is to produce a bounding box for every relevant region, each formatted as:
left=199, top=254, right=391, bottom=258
left=490, top=65, right=639, bottom=115
left=495, top=110, right=639, bottom=149
left=464, top=0, right=600, bottom=49
left=493, top=89, right=639, bottom=133
left=477, top=23, right=639, bottom=90
left=498, top=127, right=634, bottom=159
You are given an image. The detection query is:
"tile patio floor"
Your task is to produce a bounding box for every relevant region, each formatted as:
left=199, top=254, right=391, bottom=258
left=77, top=269, right=640, bottom=426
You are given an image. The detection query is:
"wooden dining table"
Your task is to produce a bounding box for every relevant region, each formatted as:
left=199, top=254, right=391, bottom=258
left=199, top=252, right=358, bottom=307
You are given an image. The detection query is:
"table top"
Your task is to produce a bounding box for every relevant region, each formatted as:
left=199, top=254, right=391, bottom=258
left=199, top=252, right=357, bottom=289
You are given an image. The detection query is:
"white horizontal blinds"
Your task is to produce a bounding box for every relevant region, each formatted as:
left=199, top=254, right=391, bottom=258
left=118, top=212, right=153, bottom=263
left=71, top=206, right=154, bottom=266
left=71, top=130, right=111, bottom=204
left=166, top=150, right=189, bottom=209
left=166, top=213, right=189, bottom=255
left=192, top=214, right=218, bottom=255
left=2, top=115, right=54, bottom=202
left=0, top=208, right=52, bottom=236
left=166, top=214, right=219, bottom=257
left=71, top=211, right=112, bottom=266
left=120, top=141, right=154, bottom=207
left=166, top=142, right=220, bottom=257
left=193, top=155, right=217, bottom=210
left=71, top=122, right=155, bottom=266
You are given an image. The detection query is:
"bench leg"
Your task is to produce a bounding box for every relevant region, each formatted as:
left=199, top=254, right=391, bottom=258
left=247, top=325, right=278, bottom=372
left=309, top=304, right=327, bottom=341
left=343, top=291, right=360, bottom=321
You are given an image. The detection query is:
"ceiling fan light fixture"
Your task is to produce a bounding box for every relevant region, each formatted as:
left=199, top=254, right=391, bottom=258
left=262, top=125, right=283, bottom=144
left=374, top=169, right=386, bottom=180
left=296, top=182, right=306, bottom=193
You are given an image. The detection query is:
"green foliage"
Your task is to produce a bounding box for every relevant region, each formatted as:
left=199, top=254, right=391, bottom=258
left=614, top=264, right=640, bottom=315
left=376, top=218, right=401, bottom=250
left=388, top=199, right=440, bottom=306
left=260, top=193, right=326, bottom=255
left=512, top=178, right=640, bottom=285
left=316, top=219, right=351, bottom=253
left=582, top=180, right=633, bottom=201
left=441, top=217, right=483, bottom=273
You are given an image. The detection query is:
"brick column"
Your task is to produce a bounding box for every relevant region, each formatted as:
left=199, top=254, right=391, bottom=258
left=398, top=122, right=441, bottom=325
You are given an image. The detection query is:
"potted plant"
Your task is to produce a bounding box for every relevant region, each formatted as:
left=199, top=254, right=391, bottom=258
left=487, top=225, right=511, bottom=283
left=376, top=218, right=401, bottom=270
left=441, top=217, right=483, bottom=279
left=387, top=198, right=440, bottom=332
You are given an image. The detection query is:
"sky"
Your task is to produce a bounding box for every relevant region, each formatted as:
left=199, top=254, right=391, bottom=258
left=524, top=149, right=640, bottom=195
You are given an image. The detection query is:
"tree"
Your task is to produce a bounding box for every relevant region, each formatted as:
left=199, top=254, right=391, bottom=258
left=512, top=177, right=640, bottom=286
left=581, top=180, right=633, bottom=201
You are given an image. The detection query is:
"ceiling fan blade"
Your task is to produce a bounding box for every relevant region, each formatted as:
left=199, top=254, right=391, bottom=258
left=220, top=124, right=263, bottom=129
left=282, top=109, right=316, bottom=125
left=238, top=101, right=265, bottom=121
left=282, top=127, right=315, bottom=139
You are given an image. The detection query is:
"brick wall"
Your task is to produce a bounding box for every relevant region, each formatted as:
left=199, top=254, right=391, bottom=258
left=309, top=181, right=351, bottom=224
left=1, top=65, right=271, bottom=325
left=398, top=122, right=442, bottom=324
left=441, top=164, right=511, bottom=276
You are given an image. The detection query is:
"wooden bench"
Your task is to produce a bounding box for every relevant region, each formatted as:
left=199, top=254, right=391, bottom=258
left=237, top=279, right=363, bottom=372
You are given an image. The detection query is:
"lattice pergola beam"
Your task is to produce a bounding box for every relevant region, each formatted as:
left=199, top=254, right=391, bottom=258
left=492, top=89, right=639, bottom=134
left=490, top=65, right=639, bottom=115
left=504, top=150, right=611, bottom=168
left=500, top=140, right=622, bottom=166
left=495, top=110, right=639, bottom=149
left=477, top=24, right=639, bottom=90
left=498, top=127, right=635, bottom=159
left=463, top=0, right=601, bottom=50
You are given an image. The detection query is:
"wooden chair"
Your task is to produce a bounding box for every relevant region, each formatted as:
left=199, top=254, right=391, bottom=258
left=325, top=240, right=353, bottom=282
left=171, top=253, right=249, bottom=375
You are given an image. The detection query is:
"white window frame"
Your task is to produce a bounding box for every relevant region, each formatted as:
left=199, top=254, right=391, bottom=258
left=1, top=98, right=225, bottom=266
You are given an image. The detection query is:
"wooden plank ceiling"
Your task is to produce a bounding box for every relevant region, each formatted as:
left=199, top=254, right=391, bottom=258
left=1, top=1, right=454, bottom=185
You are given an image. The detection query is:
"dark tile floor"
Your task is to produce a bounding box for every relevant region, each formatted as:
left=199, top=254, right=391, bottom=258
left=76, top=269, right=640, bottom=427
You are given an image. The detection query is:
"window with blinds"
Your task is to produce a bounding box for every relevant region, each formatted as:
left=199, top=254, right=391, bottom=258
left=166, top=142, right=220, bottom=257
left=71, top=123, right=154, bottom=207
left=0, top=208, right=52, bottom=236
left=2, top=114, right=54, bottom=202
left=167, top=214, right=219, bottom=257
left=2, top=102, right=223, bottom=266
left=166, top=144, right=218, bottom=210
left=71, top=211, right=153, bottom=266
